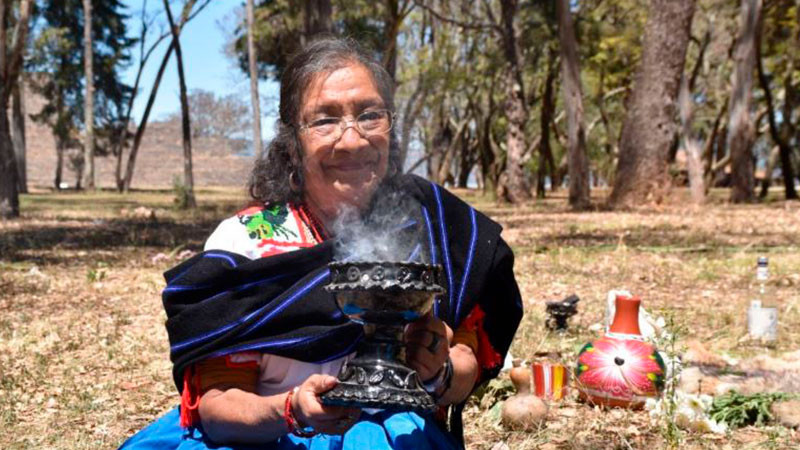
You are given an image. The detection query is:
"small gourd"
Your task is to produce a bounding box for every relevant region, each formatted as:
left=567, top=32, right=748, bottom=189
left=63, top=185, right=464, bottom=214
left=501, top=360, right=548, bottom=431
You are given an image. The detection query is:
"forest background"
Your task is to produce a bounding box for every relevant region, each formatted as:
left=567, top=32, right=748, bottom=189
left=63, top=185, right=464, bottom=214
left=1, top=0, right=799, bottom=211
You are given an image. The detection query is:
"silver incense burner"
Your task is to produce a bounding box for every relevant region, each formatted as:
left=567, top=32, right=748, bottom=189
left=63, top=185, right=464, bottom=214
left=320, top=260, right=445, bottom=412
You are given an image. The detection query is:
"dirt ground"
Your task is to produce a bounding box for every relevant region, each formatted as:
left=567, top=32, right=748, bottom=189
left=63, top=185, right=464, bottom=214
left=1, top=187, right=799, bottom=449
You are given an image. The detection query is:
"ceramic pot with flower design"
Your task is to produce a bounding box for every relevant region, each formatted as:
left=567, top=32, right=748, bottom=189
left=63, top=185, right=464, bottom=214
left=575, top=294, right=666, bottom=408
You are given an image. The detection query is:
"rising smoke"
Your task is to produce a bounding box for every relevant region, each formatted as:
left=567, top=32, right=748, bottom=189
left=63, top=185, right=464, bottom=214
left=332, top=187, right=430, bottom=264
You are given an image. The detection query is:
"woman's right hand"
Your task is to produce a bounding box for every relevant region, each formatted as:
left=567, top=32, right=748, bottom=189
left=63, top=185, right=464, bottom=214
left=291, top=374, right=361, bottom=435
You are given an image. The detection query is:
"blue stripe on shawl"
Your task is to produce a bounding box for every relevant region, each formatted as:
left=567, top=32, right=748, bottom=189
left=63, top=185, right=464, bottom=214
left=165, top=252, right=241, bottom=286
left=239, top=269, right=331, bottom=337
left=431, top=183, right=455, bottom=321
left=164, top=271, right=294, bottom=293
left=203, top=252, right=239, bottom=268
left=454, top=207, right=478, bottom=324
left=421, top=206, right=437, bottom=265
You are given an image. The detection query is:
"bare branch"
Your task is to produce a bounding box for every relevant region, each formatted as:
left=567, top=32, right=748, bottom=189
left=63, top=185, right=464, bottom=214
left=405, top=153, right=431, bottom=174
left=412, top=0, right=498, bottom=31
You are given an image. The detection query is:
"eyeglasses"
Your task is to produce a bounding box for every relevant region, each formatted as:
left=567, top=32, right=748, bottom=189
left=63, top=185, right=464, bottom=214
left=298, top=109, right=394, bottom=141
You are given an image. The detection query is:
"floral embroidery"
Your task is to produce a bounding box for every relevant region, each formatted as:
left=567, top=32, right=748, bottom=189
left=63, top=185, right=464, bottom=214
left=238, top=204, right=298, bottom=241
left=231, top=203, right=322, bottom=258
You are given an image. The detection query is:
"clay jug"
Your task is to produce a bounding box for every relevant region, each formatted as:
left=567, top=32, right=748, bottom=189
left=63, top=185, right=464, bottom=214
left=575, top=293, right=666, bottom=408
left=502, top=360, right=548, bottom=430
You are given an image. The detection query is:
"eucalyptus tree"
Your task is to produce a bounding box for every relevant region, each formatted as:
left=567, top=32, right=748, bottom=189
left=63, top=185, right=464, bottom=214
left=11, top=61, right=26, bottom=193
left=609, top=0, right=696, bottom=207
left=120, top=0, right=211, bottom=192
left=163, top=0, right=196, bottom=209
left=413, top=0, right=548, bottom=202
left=29, top=0, right=133, bottom=190
left=0, top=0, right=32, bottom=219
left=579, top=0, right=646, bottom=184
left=556, top=0, right=590, bottom=209
left=232, top=0, right=406, bottom=80
left=756, top=0, right=799, bottom=200
left=246, top=0, right=263, bottom=156
left=82, top=0, right=95, bottom=189
left=727, top=0, right=761, bottom=203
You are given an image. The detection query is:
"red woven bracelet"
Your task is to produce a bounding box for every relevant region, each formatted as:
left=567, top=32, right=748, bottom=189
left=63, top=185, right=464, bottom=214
left=284, top=387, right=318, bottom=438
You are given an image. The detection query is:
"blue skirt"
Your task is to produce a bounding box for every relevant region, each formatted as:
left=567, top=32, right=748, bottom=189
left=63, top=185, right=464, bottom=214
left=119, top=407, right=461, bottom=450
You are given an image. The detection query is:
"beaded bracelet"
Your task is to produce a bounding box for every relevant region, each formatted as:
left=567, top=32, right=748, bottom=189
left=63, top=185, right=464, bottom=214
left=284, top=387, right=318, bottom=438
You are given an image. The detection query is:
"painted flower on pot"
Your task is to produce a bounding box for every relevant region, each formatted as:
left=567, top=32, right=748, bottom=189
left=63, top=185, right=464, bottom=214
left=576, top=336, right=665, bottom=407
left=575, top=294, right=666, bottom=408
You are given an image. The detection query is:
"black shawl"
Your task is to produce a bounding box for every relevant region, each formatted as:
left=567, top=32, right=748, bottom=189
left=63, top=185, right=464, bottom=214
left=162, top=175, right=523, bottom=438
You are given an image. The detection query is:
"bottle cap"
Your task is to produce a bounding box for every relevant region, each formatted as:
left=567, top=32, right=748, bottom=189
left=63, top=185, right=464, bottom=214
left=758, top=256, right=768, bottom=266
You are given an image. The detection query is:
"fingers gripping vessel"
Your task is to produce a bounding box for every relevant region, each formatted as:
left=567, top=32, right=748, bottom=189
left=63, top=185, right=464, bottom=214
left=320, top=261, right=445, bottom=412
left=575, top=294, right=666, bottom=408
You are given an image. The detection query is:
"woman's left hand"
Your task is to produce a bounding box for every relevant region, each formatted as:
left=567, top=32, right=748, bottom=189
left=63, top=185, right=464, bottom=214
left=404, top=312, right=453, bottom=381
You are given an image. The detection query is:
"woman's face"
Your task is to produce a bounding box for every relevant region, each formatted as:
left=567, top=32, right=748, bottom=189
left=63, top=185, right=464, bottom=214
left=297, top=62, right=390, bottom=219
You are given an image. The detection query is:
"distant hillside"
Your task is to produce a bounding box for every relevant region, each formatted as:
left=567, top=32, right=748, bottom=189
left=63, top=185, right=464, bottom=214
left=20, top=83, right=256, bottom=190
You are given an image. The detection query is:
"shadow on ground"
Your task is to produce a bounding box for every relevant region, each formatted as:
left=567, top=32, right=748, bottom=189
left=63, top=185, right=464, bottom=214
left=0, top=218, right=217, bottom=263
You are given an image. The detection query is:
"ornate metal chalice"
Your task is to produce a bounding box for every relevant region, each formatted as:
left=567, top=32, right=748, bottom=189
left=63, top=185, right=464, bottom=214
left=320, top=260, right=445, bottom=412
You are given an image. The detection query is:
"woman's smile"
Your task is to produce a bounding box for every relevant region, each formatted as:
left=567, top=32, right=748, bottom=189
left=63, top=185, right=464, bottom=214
left=324, top=158, right=379, bottom=174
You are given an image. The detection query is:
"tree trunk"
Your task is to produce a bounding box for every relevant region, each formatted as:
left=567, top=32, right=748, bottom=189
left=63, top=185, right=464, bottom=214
left=759, top=146, right=779, bottom=199
left=680, top=28, right=710, bottom=205
left=755, top=4, right=797, bottom=200
left=727, top=0, right=761, bottom=203
left=11, top=81, right=26, bottom=193
left=680, top=75, right=705, bottom=204
left=0, top=0, right=31, bottom=219
left=82, top=0, right=95, bottom=189
left=54, top=139, right=64, bottom=190
left=115, top=2, right=205, bottom=191
left=246, top=0, right=263, bottom=157
left=456, top=139, right=475, bottom=188
left=776, top=93, right=798, bottom=199
left=0, top=112, right=19, bottom=218
left=428, top=120, right=451, bottom=182
left=498, top=0, right=531, bottom=203
left=537, top=51, right=557, bottom=198
left=608, top=0, right=695, bottom=208
left=164, top=0, right=196, bottom=208
left=477, top=93, right=500, bottom=196
left=116, top=10, right=161, bottom=190
left=303, top=0, right=332, bottom=45
left=702, top=99, right=727, bottom=190
left=122, top=43, right=174, bottom=192
left=398, top=76, right=425, bottom=170
left=123, top=0, right=200, bottom=192
left=437, top=118, right=469, bottom=186
left=557, top=0, right=591, bottom=209
left=382, top=0, right=402, bottom=81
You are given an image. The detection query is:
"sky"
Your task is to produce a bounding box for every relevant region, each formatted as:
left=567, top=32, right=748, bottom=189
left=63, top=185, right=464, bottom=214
left=122, top=0, right=278, bottom=141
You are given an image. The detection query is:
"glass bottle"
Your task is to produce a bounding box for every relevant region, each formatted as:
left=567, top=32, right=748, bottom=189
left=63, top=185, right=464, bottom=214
left=748, top=256, right=777, bottom=343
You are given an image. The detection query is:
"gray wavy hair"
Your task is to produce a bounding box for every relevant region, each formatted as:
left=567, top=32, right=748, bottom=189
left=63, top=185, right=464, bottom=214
left=247, top=37, right=401, bottom=205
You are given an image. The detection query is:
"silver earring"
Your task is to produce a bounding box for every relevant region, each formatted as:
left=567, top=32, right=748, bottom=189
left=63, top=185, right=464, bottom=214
left=289, top=169, right=301, bottom=192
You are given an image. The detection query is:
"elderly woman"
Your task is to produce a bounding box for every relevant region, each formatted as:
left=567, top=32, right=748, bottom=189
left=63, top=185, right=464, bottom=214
left=120, top=37, right=522, bottom=450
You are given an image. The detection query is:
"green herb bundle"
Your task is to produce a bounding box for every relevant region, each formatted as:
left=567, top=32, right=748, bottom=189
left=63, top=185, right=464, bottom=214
left=709, top=391, right=790, bottom=428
